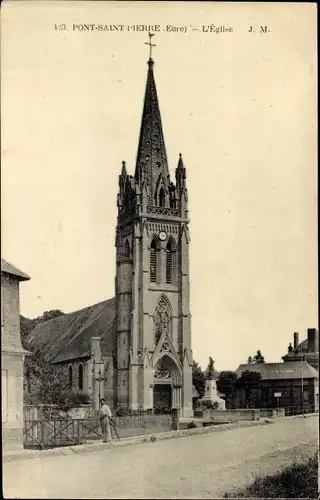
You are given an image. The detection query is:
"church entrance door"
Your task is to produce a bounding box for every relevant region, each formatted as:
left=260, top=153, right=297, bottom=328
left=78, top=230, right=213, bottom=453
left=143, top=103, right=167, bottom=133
left=153, top=384, right=172, bottom=414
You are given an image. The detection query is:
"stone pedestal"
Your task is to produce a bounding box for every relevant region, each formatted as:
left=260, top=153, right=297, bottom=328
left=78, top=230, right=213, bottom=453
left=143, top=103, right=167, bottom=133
left=200, top=379, right=226, bottom=410
left=181, top=406, right=194, bottom=418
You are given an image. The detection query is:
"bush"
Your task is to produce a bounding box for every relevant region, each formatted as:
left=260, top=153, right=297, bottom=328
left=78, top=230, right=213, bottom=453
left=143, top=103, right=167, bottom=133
left=116, top=407, right=153, bottom=417
left=224, top=453, right=318, bottom=498
left=202, top=400, right=219, bottom=410
left=68, top=392, right=91, bottom=406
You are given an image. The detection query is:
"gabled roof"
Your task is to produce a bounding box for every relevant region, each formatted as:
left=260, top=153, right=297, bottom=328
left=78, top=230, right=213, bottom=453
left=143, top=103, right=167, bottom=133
left=235, top=361, right=318, bottom=380
left=1, top=258, right=30, bottom=281
left=26, top=298, right=116, bottom=363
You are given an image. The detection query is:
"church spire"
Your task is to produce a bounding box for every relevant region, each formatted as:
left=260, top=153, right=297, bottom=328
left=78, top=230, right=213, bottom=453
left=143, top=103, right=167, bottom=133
left=135, top=36, right=170, bottom=202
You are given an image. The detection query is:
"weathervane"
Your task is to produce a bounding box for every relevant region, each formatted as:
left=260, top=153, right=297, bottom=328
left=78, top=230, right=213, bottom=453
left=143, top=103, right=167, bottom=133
left=145, top=32, right=156, bottom=59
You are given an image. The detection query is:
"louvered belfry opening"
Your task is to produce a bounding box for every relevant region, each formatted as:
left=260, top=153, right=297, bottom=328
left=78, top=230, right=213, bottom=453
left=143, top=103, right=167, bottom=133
left=150, top=238, right=157, bottom=283
left=166, top=239, right=173, bottom=284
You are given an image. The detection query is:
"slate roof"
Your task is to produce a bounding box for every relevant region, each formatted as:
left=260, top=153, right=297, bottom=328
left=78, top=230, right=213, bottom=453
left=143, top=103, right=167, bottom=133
left=235, top=361, right=319, bottom=380
left=26, top=298, right=116, bottom=363
left=1, top=258, right=30, bottom=281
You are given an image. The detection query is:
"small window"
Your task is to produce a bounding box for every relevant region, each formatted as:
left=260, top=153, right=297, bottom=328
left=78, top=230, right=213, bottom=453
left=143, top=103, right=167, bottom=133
left=79, top=364, right=84, bottom=391
left=124, top=240, right=130, bottom=258
left=68, top=365, right=73, bottom=388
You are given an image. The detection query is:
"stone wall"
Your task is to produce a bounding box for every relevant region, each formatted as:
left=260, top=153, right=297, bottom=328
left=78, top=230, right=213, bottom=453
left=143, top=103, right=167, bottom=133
left=260, top=408, right=286, bottom=418
left=203, top=408, right=260, bottom=422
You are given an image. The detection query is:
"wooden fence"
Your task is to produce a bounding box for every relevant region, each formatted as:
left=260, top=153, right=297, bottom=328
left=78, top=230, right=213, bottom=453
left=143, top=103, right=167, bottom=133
left=24, top=413, right=174, bottom=449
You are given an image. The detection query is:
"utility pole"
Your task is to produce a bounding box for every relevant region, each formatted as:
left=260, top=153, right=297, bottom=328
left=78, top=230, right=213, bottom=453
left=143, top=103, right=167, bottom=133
left=301, top=347, right=304, bottom=417
left=91, top=362, right=96, bottom=417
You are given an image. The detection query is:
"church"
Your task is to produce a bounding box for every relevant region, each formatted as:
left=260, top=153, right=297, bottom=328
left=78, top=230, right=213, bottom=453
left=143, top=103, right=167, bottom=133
left=26, top=42, right=194, bottom=417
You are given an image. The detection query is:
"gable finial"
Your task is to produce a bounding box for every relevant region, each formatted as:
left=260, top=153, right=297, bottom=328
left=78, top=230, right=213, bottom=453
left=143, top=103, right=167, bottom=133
left=144, top=33, right=156, bottom=62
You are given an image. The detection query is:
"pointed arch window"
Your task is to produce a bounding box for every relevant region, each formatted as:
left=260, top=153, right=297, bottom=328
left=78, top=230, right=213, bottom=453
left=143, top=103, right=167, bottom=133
left=78, top=364, right=84, bottom=391
left=166, top=238, right=176, bottom=284
left=68, top=365, right=73, bottom=388
left=124, top=240, right=131, bottom=259
left=159, top=188, right=166, bottom=207
left=150, top=238, right=158, bottom=283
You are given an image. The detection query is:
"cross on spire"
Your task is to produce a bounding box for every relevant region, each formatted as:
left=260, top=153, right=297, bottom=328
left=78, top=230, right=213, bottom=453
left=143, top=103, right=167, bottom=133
left=144, top=33, right=156, bottom=60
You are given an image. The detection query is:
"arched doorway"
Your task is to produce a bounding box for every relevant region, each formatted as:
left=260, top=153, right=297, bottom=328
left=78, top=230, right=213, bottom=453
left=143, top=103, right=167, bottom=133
left=153, top=355, right=182, bottom=414
left=153, top=384, right=172, bottom=414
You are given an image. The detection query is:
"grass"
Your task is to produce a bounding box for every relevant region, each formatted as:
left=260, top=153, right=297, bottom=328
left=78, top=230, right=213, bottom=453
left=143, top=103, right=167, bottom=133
left=224, top=453, right=318, bottom=498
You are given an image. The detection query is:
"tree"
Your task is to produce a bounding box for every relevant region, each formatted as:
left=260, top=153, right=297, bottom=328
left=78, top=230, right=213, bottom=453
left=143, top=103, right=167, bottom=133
left=216, top=371, right=238, bottom=407
left=237, top=370, right=262, bottom=408
left=247, top=350, right=265, bottom=364
left=22, top=309, right=77, bottom=414
left=192, top=361, right=205, bottom=398
left=21, top=309, right=65, bottom=349
left=254, top=350, right=265, bottom=363
left=41, top=309, right=65, bottom=322
left=24, top=346, right=74, bottom=414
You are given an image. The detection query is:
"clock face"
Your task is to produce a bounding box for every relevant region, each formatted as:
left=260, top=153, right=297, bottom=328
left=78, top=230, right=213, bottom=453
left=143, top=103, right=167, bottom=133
left=159, top=231, right=167, bottom=241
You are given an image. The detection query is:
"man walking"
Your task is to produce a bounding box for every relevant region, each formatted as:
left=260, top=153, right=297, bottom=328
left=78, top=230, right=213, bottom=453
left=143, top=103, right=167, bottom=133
left=99, top=398, right=112, bottom=443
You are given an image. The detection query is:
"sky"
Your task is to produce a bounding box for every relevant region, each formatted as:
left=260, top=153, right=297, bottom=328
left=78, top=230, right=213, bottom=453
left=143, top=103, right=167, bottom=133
left=1, top=1, right=317, bottom=371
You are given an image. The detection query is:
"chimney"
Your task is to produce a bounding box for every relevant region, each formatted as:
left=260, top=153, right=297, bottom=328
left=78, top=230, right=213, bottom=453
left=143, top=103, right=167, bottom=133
left=307, top=328, right=316, bottom=353
left=293, top=332, right=299, bottom=350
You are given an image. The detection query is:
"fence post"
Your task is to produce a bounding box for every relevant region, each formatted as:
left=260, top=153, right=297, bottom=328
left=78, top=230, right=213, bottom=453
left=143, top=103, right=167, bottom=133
left=40, top=421, right=45, bottom=450
left=77, top=421, right=81, bottom=445
left=171, top=409, right=180, bottom=431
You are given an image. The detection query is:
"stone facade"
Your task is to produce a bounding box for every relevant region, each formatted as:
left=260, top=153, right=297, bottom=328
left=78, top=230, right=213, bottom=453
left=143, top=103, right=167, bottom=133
left=114, top=56, right=193, bottom=417
left=24, top=54, right=194, bottom=417
left=1, top=260, right=30, bottom=451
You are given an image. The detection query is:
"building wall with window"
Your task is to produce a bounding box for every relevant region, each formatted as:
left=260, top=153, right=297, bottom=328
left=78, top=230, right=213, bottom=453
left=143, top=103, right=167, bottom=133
left=1, top=259, right=30, bottom=451
left=235, top=361, right=319, bottom=412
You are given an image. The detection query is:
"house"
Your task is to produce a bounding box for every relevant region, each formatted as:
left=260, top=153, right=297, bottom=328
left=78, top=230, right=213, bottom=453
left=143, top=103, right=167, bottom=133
left=235, top=361, right=319, bottom=412
left=282, top=329, right=319, bottom=371
left=1, top=258, right=30, bottom=451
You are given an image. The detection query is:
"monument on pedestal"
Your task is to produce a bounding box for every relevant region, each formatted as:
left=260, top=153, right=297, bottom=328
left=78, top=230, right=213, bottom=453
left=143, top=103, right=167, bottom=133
left=199, top=357, right=226, bottom=410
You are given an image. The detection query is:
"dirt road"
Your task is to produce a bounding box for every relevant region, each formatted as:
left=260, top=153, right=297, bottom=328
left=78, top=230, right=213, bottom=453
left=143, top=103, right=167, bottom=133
left=3, top=416, right=318, bottom=499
